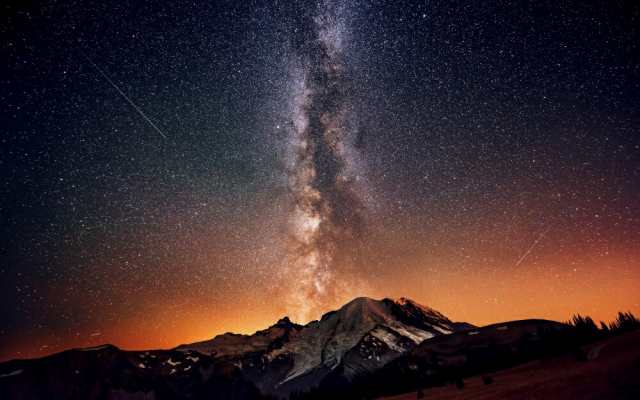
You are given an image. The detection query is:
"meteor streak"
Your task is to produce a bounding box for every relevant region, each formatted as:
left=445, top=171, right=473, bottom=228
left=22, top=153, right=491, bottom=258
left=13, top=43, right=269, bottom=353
left=82, top=53, right=168, bottom=139
left=515, top=226, right=550, bottom=267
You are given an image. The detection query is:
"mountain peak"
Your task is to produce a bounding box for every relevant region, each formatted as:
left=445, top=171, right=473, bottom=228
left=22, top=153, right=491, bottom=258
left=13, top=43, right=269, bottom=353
left=341, top=296, right=422, bottom=308
left=271, top=296, right=465, bottom=388
left=393, top=296, right=413, bottom=305
left=391, top=297, right=429, bottom=309
left=272, top=316, right=300, bottom=329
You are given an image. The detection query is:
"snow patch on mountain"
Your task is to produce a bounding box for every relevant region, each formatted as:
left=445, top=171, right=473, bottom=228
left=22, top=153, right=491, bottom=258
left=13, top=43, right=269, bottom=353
left=0, top=369, right=23, bottom=378
left=273, top=297, right=454, bottom=385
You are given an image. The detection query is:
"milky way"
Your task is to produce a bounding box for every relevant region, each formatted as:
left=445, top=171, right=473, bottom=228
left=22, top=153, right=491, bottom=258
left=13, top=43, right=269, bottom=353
left=283, top=2, right=368, bottom=321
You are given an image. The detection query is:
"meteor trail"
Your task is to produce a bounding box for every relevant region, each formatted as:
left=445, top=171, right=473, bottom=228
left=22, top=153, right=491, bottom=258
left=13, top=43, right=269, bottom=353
left=515, top=226, right=550, bottom=267
left=82, top=54, right=168, bottom=139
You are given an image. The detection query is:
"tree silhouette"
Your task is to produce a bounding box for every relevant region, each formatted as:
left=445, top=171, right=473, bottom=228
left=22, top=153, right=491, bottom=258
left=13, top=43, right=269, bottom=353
left=599, top=321, right=609, bottom=332
left=609, top=311, right=640, bottom=333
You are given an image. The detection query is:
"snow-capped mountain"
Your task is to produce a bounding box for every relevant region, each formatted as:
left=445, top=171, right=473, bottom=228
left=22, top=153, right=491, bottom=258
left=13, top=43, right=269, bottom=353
left=177, top=296, right=473, bottom=396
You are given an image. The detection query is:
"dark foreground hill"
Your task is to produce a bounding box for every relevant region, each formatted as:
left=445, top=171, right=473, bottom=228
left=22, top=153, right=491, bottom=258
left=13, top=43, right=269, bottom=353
left=382, top=330, right=640, bottom=400
left=0, top=344, right=267, bottom=400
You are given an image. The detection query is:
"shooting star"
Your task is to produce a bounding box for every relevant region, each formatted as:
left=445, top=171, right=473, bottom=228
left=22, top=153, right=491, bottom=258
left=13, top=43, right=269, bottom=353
left=82, top=53, right=168, bottom=139
left=515, top=226, right=550, bottom=267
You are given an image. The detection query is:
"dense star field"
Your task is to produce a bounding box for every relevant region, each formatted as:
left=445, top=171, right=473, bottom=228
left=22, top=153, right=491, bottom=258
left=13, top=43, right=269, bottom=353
left=1, top=0, right=639, bottom=361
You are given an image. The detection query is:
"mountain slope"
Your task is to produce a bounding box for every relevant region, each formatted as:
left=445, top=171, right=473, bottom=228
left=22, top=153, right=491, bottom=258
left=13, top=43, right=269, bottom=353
left=177, top=297, right=472, bottom=396
left=176, top=317, right=303, bottom=357
left=345, top=319, right=570, bottom=398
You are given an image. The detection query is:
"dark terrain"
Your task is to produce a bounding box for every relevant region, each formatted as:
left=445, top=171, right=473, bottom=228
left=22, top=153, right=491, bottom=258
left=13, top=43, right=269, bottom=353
left=383, top=330, right=640, bottom=400
left=1, top=298, right=638, bottom=400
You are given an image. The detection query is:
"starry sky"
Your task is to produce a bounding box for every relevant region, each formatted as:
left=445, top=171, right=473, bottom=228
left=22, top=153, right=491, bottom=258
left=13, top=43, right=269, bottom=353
left=1, top=0, right=639, bottom=361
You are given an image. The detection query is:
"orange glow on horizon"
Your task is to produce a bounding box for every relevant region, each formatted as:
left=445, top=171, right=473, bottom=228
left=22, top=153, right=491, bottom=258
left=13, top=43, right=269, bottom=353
left=4, top=248, right=638, bottom=362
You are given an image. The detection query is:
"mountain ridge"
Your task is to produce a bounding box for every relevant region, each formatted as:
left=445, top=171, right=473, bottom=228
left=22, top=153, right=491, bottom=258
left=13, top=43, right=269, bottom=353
left=0, top=296, right=473, bottom=399
left=3, top=297, right=637, bottom=399
left=175, top=296, right=472, bottom=395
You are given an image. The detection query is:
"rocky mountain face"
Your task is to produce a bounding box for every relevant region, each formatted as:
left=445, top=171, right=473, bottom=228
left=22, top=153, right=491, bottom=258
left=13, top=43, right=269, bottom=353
left=177, top=297, right=472, bottom=396
left=0, top=297, right=473, bottom=399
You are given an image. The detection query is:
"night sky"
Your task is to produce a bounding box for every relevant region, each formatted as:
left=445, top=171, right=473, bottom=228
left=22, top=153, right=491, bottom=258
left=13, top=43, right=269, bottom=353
left=2, top=0, right=639, bottom=361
